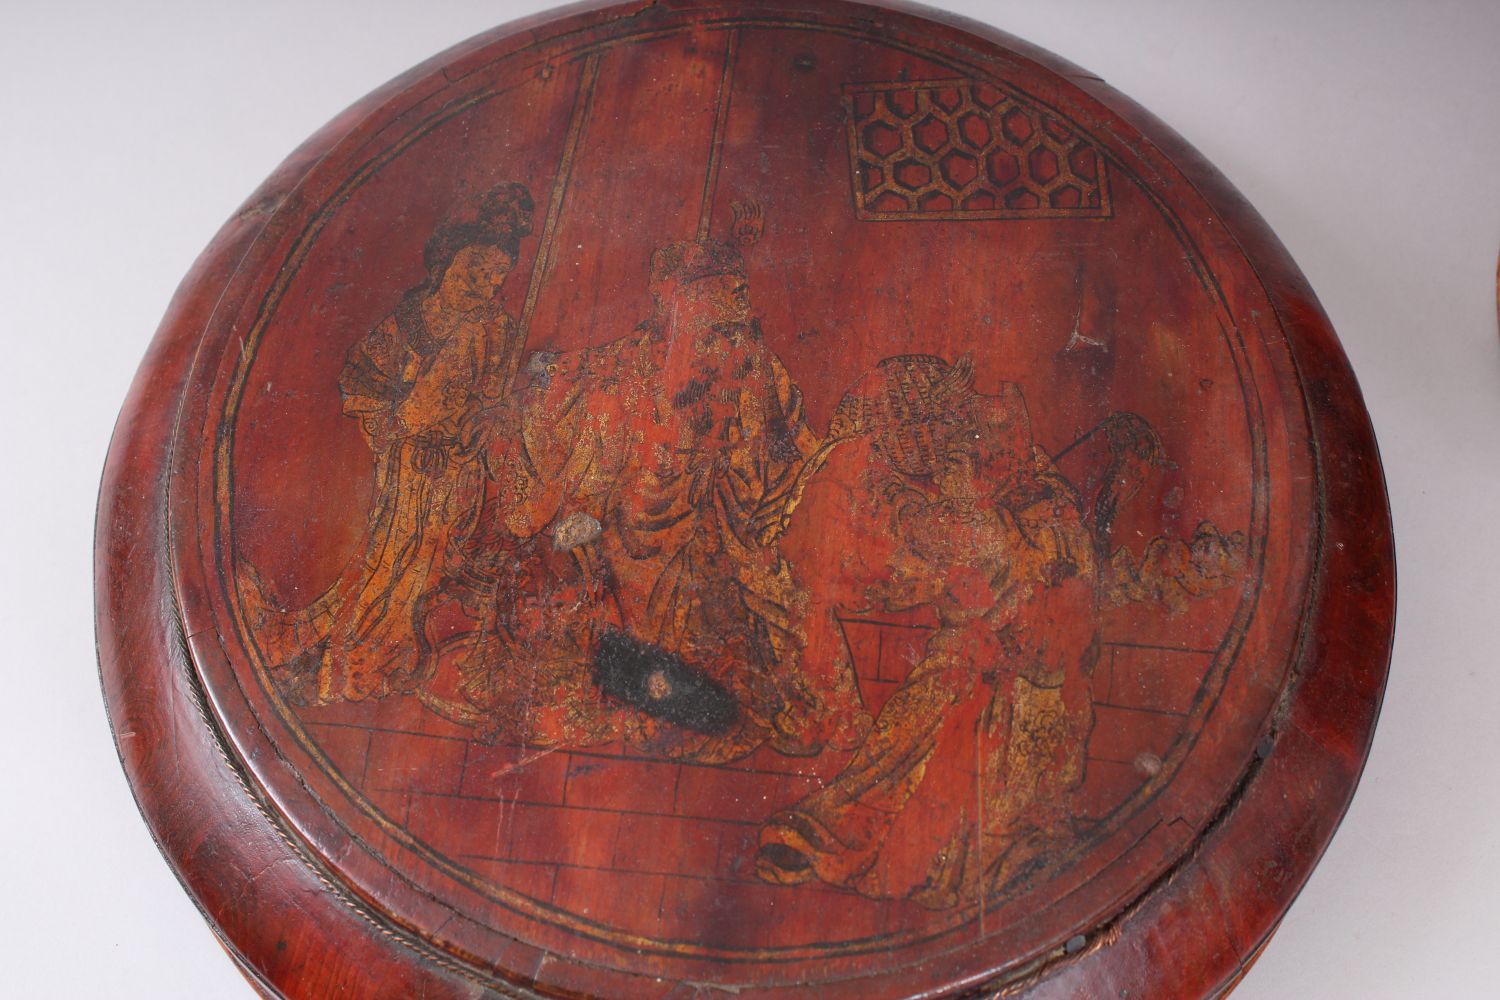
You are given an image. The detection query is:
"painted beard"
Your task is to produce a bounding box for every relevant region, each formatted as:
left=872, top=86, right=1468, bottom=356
left=664, top=320, right=767, bottom=444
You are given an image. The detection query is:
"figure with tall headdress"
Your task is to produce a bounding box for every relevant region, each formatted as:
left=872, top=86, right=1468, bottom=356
left=756, top=354, right=1101, bottom=907
left=445, top=238, right=871, bottom=759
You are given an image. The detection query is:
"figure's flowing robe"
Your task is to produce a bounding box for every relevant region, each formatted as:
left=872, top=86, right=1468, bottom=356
left=470, top=321, right=855, bottom=758
left=758, top=388, right=1099, bottom=907
left=241, top=297, right=515, bottom=703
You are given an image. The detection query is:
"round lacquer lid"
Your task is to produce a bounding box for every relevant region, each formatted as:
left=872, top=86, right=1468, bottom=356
left=96, top=2, right=1394, bottom=997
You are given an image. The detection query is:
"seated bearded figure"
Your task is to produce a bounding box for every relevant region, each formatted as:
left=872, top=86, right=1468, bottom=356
left=436, top=239, right=870, bottom=760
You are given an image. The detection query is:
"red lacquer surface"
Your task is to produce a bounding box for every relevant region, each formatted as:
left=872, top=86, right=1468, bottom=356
left=97, top=3, right=1394, bottom=997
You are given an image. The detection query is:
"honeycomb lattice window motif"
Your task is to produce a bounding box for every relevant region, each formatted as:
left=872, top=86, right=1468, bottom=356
left=844, top=80, right=1112, bottom=221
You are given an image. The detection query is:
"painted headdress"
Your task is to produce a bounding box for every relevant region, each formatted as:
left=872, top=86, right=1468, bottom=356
left=648, top=239, right=747, bottom=301
left=829, top=354, right=978, bottom=477
left=423, top=182, right=536, bottom=274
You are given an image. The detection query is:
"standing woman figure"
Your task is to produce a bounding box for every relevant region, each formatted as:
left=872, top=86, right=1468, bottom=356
left=243, top=184, right=534, bottom=705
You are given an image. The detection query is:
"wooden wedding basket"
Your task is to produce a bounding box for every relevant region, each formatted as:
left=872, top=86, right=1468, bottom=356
left=96, top=2, right=1395, bottom=996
